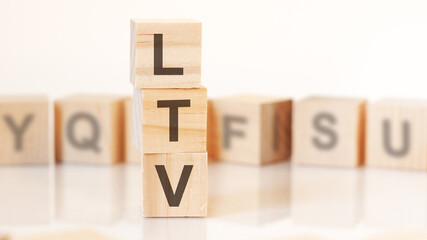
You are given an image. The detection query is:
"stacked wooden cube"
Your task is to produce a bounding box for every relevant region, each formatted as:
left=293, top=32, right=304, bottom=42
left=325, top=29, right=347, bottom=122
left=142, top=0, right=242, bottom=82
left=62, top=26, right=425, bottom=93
left=130, top=19, right=207, bottom=217
left=208, top=95, right=292, bottom=165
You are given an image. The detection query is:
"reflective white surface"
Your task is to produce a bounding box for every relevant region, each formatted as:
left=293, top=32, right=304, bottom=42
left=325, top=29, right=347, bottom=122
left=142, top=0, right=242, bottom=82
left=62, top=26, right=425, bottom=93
left=1, top=162, right=427, bottom=239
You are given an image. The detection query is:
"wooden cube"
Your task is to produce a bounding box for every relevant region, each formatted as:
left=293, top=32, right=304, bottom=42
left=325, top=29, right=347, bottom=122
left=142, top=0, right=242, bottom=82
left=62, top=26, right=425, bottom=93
left=293, top=96, right=366, bottom=167
left=55, top=95, right=125, bottom=164
left=133, top=88, right=207, bottom=153
left=207, top=95, right=292, bottom=165
left=130, top=19, right=202, bottom=88
left=0, top=96, right=49, bottom=164
left=142, top=152, right=207, bottom=217
left=124, top=97, right=140, bottom=164
left=366, top=99, right=427, bottom=170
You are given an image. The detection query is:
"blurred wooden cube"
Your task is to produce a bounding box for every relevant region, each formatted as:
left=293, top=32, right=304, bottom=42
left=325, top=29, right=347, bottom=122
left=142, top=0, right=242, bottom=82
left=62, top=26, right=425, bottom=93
left=124, top=97, right=140, bottom=164
left=207, top=95, right=292, bottom=165
left=293, top=96, right=366, bottom=167
left=366, top=99, right=427, bottom=170
left=133, top=88, right=207, bottom=153
left=55, top=95, right=125, bottom=164
left=0, top=96, right=49, bottom=164
left=130, top=19, right=202, bottom=88
left=143, top=152, right=207, bottom=217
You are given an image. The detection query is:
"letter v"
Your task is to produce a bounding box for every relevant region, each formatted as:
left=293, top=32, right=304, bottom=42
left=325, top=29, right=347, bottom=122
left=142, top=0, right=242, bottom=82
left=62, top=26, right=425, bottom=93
left=155, top=165, right=193, bottom=207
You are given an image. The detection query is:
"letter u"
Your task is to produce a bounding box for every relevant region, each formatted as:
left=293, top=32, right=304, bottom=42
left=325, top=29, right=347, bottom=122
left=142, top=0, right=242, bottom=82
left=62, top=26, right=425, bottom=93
left=382, top=119, right=410, bottom=157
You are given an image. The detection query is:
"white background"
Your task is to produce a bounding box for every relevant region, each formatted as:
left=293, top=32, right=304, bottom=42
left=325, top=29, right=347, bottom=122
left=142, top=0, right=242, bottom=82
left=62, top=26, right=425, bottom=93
left=1, top=0, right=427, bottom=100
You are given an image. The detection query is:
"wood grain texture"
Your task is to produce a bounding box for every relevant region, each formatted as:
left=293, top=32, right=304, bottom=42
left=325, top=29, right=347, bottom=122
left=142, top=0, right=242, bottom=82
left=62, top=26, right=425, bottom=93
left=130, top=19, right=201, bottom=88
left=133, top=88, right=207, bottom=153
left=207, top=95, right=292, bottom=165
left=55, top=95, right=125, bottom=164
left=366, top=99, right=427, bottom=170
left=124, top=97, right=140, bottom=164
left=0, top=96, right=49, bottom=164
left=143, top=152, right=207, bottom=217
left=13, top=230, right=116, bottom=240
left=293, top=96, right=366, bottom=167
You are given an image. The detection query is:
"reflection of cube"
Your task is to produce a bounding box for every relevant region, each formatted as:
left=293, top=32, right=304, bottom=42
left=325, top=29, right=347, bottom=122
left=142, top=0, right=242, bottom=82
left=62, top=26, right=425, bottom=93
left=366, top=99, right=427, bottom=170
left=13, top=230, right=115, bottom=240
left=143, top=152, right=207, bottom=217
left=207, top=95, right=292, bottom=165
left=0, top=96, right=48, bottom=164
left=55, top=95, right=125, bottom=164
left=293, top=96, right=366, bottom=167
left=291, top=166, right=361, bottom=227
left=142, top=218, right=206, bottom=240
left=133, top=88, right=207, bottom=153
left=124, top=97, right=140, bottom=163
left=364, top=168, right=427, bottom=228
left=123, top=164, right=142, bottom=222
left=0, top=166, right=51, bottom=225
left=55, top=165, right=123, bottom=224
left=130, top=19, right=202, bottom=88
left=209, top=162, right=290, bottom=225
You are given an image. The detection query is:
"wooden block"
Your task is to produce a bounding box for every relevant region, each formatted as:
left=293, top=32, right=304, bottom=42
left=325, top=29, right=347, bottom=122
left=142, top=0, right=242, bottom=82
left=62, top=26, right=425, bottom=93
left=124, top=97, right=140, bottom=163
left=0, top=96, right=48, bottom=164
left=293, top=96, right=366, bottom=167
left=13, top=230, right=116, bottom=240
left=366, top=99, right=427, bottom=170
left=133, top=88, right=207, bottom=153
left=207, top=95, right=292, bottom=165
left=142, top=152, right=207, bottom=217
left=55, top=95, right=125, bottom=164
left=130, top=19, right=202, bottom=88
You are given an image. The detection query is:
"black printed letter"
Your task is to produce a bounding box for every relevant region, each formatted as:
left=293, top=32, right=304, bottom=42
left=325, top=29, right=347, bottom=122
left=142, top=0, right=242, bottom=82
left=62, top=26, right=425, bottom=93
left=154, top=34, right=184, bottom=75
left=155, top=165, right=193, bottom=207
left=157, top=100, right=191, bottom=142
